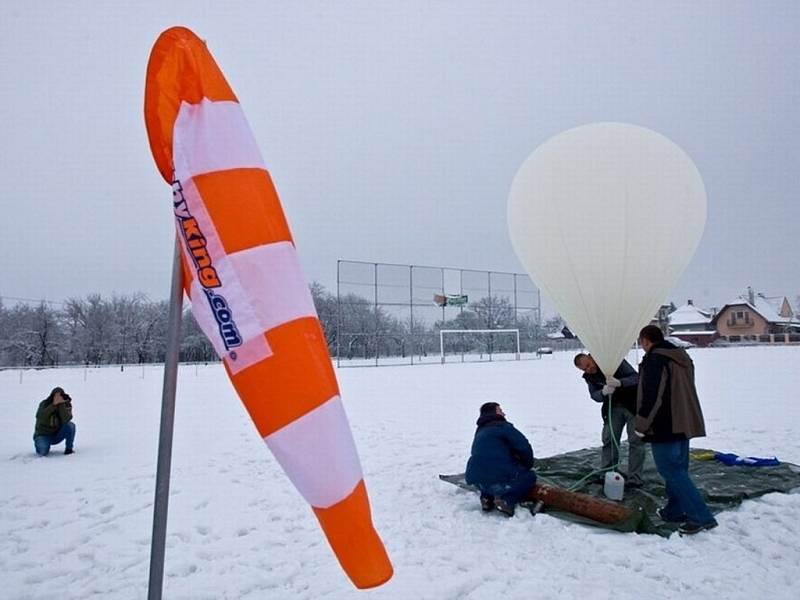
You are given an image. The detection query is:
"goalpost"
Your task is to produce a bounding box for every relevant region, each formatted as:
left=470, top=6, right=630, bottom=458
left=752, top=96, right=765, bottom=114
left=439, top=329, right=521, bottom=364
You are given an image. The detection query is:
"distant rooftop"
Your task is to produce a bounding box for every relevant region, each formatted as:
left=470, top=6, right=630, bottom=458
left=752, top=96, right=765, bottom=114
left=669, top=301, right=712, bottom=327
left=716, top=291, right=800, bottom=326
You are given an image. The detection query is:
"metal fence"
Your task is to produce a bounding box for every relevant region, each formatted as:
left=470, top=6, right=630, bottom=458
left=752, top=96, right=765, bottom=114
left=335, top=260, right=544, bottom=366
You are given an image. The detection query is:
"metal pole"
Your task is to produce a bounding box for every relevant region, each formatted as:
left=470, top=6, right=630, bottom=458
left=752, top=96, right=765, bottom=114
left=460, top=270, right=464, bottom=363
left=440, top=268, right=445, bottom=324
left=148, top=239, right=184, bottom=600
left=374, top=263, right=379, bottom=366
left=409, top=266, right=414, bottom=365
left=513, top=275, right=520, bottom=355
left=487, top=272, right=493, bottom=361
left=537, top=288, right=541, bottom=328
left=336, top=260, right=342, bottom=368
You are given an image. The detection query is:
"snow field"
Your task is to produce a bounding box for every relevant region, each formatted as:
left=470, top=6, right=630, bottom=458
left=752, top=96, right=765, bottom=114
left=1, top=345, right=799, bottom=599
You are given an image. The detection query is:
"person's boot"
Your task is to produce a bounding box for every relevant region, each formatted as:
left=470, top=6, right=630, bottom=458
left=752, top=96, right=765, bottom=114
left=494, top=498, right=515, bottom=517
left=529, top=500, right=545, bottom=516
left=657, top=507, right=686, bottom=523
left=679, top=519, right=718, bottom=536
left=64, top=448, right=74, bottom=455
left=480, top=495, right=495, bottom=512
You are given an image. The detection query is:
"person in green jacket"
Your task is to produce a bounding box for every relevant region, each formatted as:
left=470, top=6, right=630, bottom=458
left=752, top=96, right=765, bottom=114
left=33, top=387, right=76, bottom=456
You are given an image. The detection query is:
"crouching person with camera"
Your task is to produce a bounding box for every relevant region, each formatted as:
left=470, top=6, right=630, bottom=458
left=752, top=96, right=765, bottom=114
left=33, top=387, right=76, bottom=456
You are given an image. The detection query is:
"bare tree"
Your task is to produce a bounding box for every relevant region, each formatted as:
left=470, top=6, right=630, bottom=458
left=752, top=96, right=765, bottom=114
left=64, top=295, right=114, bottom=364
left=0, top=302, right=61, bottom=366
left=436, top=296, right=519, bottom=355
left=180, top=308, right=215, bottom=362
left=310, top=282, right=338, bottom=354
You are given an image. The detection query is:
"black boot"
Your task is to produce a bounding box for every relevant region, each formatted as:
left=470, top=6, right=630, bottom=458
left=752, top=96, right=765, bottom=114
left=494, top=498, right=515, bottom=517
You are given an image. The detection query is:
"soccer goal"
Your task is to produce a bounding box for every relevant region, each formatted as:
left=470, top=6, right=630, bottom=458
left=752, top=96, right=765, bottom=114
left=439, top=329, right=521, bottom=364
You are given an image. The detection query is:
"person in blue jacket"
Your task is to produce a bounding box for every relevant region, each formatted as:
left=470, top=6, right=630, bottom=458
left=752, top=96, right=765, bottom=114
left=465, top=402, right=536, bottom=517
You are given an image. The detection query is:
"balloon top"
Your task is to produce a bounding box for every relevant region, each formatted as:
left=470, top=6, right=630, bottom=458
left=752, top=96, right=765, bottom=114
left=507, top=122, right=706, bottom=375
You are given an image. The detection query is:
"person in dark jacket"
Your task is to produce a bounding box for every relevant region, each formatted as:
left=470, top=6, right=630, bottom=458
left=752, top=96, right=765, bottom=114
left=574, top=353, right=645, bottom=486
left=33, top=387, right=76, bottom=456
left=465, top=402, right=536, bottom=517
left=636, top=325, right=716, bottom=535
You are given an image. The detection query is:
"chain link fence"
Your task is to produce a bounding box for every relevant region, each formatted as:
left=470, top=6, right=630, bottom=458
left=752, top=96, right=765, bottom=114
left=335, top=260, right=551, bottom=366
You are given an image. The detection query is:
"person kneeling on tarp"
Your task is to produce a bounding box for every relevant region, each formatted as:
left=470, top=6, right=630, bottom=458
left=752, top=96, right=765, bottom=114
left=33, top=387, right=76, bottom=456
left=465, top=402, right=536, bottom=517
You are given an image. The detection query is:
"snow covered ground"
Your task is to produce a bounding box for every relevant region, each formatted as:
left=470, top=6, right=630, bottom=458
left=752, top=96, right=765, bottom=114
left=2, top=345, right=799, bottom=599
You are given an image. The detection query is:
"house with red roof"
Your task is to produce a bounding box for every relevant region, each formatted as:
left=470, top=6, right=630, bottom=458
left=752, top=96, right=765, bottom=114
left=711, top=287, right=800, bottom=344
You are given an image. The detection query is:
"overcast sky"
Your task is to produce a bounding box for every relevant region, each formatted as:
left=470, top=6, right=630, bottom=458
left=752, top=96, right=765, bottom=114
left=1, top=1, right=798, bottom=314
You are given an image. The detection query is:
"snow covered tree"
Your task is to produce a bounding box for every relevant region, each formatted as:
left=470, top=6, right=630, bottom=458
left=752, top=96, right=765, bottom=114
left=310, top=282, right=338, bottom=354
left=1, top=302, right=61, bottom=366
left=63, top=295, right=114, bottom=364
left=180, top=308, right=215, bottom=362
left=435, top=296, right=519, bottom=355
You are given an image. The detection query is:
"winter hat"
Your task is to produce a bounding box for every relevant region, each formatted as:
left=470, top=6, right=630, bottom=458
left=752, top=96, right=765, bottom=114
left=479, top=402, right=500, bottom=415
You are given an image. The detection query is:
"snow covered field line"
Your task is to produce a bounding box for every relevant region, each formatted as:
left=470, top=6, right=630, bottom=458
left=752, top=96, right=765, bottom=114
left=2, top=346, right=799, bottom=599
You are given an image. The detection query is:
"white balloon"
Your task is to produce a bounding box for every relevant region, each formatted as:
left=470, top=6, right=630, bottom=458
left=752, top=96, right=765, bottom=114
left=508, top=122, right=707, bottom=376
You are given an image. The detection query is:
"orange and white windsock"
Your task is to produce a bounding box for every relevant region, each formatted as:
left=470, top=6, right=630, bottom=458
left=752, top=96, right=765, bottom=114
left=143, top=27, right=392, bottom=589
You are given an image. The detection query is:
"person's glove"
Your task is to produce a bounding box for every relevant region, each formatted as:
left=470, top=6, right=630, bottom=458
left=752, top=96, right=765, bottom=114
left=602, top=384, right=616, bottom=396
left=605, top=376, right=621, bottom=388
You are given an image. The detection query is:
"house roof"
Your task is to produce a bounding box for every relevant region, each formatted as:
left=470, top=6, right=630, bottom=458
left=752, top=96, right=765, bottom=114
left=712, top=293, right=800, bottom=326
left=670, top=330, right=717, bottom=336
left=760, top=295, right=792, bottom=318
left=669, top=303, right=712, bottom=327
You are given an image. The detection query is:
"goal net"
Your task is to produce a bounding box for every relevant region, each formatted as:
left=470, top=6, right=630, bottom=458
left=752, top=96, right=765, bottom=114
left=439, top=329, right=521, bottom=364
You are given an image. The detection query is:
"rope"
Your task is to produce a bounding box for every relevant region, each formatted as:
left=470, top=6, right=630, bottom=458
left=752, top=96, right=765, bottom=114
left=568, top=388, right=623, bottom=492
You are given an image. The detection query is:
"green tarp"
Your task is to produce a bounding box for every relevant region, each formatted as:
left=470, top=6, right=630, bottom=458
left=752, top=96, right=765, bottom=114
left=440, top=446, right=800, bottom=536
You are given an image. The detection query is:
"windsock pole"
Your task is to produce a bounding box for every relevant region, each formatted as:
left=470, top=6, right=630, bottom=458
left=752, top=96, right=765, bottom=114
left=148, top=239, right=184, bottom=600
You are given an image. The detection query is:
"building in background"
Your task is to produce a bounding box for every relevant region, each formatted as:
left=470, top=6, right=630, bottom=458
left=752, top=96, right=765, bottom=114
left=712, top=287, right=800, bottom=344
left=668, top=300, right=718, bottom=347
left=650, top=303, right=676, bottom=334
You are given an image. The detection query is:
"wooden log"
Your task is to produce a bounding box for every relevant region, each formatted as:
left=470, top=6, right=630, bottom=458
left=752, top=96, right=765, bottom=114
left=526, top=483, right=632, bottom=524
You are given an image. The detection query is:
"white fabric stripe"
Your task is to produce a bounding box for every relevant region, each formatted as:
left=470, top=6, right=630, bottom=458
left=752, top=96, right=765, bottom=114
left=175, top=177, right=227, bottom=274
left=177, top=176, right=269, bottom=368
left=184, top=272, right=271, bottom=371
left=223, top=335, right=273, bottom=375
left=264, top=396, right=363, bottom=508
left=173, top=99, right=265, bottom=180
left=228, top=242, right=318, bottom=333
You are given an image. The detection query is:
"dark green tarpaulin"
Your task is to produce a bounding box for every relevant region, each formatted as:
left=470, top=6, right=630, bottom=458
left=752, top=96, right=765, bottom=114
left=440, top=446, right=800, bottom=536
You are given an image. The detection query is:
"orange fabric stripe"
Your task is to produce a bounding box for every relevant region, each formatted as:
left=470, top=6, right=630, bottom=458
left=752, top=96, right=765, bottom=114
left=313, top=480, right=393, bottom=589
left=227, top=317, right=338, bottom=437
left=193, top=168, right=293, bottom=255
left=145, top=27, right=238, bottom=183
